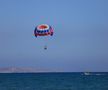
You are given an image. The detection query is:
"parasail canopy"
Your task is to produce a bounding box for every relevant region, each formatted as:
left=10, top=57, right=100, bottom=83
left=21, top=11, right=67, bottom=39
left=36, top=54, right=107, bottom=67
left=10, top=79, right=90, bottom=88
left=34, top=24, right=53, bottom=37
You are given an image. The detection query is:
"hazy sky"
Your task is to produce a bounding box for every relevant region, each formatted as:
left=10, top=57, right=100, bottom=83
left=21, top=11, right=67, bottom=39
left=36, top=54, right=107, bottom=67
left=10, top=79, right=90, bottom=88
left=0, top=0, right=108, bottom=72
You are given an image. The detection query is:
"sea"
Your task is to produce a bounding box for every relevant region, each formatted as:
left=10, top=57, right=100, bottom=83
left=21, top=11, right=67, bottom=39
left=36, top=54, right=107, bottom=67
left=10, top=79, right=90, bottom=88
left=0, top=72, right=108, bottom=90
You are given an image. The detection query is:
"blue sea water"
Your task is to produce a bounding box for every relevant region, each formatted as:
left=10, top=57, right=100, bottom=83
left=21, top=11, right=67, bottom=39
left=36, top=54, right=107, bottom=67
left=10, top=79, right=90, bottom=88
left=0, top=72, right=108, bottom=90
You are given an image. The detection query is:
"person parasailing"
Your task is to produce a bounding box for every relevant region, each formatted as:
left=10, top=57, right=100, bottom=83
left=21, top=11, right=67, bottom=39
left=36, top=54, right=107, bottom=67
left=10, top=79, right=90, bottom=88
left=34, top=24, right=54, bottom=50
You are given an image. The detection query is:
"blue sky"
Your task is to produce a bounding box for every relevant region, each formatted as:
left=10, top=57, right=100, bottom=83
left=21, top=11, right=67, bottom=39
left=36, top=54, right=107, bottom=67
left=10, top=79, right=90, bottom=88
left=0, top=0, right=108, bottom=72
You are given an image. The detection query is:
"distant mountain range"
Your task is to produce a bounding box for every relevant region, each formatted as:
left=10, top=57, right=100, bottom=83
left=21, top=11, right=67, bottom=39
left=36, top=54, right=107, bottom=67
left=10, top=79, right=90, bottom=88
left=0, top=67, right=49, bottom=73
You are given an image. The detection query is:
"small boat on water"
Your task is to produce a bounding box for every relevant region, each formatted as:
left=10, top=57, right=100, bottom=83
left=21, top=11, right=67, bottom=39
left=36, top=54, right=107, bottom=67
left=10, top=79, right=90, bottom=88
left=84, top=72, right=91, bottom=75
